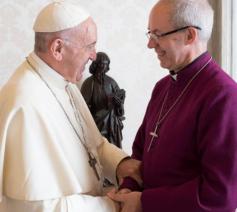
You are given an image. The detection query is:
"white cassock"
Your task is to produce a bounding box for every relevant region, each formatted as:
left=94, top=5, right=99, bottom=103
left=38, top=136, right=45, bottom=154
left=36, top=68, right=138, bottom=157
left=0, top=52, right=128, bottom=212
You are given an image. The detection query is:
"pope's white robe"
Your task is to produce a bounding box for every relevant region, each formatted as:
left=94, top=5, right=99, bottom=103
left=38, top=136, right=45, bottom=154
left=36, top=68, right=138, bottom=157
left=0, top=52, right=127, bottom=212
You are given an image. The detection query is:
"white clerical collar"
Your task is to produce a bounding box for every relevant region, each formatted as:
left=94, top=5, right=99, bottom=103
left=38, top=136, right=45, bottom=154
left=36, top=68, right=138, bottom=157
left=27, top=52, right=69, bottom=89
left=169, top=70, right=177, bottom=81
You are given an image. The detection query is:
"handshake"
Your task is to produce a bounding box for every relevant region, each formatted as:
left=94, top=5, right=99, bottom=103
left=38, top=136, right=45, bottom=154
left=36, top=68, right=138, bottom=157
left=107, top=158, right=143, bottom=212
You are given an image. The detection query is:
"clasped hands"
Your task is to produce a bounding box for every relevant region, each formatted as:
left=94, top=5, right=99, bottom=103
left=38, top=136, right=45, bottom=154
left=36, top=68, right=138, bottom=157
left=108, top=158, right=142, bottom=212
left=107, top=188, right=142, bottom=212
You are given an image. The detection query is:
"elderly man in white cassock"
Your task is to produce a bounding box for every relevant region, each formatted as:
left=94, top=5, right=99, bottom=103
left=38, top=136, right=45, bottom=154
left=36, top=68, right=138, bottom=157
left=0, top=1, right=141, bottom=212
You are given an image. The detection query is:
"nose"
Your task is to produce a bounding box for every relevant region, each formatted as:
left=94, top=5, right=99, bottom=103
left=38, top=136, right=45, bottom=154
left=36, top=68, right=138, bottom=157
left=147, top=38, right=158, bottom=49
left=90, top=49, right=97, bottom=61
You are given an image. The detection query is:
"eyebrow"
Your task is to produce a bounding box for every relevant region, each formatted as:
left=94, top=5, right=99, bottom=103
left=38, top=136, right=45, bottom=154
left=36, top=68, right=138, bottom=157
left=86, top=41, right=96, bottom=46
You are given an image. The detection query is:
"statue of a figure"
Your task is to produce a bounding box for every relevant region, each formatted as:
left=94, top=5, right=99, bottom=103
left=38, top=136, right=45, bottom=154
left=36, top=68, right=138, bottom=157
left=81, top=52, right=125, bottom=148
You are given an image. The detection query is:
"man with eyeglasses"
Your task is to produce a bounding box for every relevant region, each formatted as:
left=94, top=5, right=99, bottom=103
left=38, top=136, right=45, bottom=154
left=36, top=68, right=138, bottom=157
left=0, top=1, right=141, bottom=212
left=108, top=0, right=237, bottom=211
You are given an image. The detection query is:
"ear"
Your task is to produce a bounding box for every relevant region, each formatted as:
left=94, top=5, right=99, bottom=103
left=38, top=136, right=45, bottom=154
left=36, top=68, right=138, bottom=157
left=50, top=38, right=64, bottom=61
left=185, top=27, right=197, bottom=45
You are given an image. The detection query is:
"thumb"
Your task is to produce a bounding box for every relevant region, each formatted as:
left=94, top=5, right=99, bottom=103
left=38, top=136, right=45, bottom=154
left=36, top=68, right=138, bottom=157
left=106, top=187, right=116, bottom=196
left=107, top=191, right=126, bottom=203
left=117, top=188, right=131, bottom=194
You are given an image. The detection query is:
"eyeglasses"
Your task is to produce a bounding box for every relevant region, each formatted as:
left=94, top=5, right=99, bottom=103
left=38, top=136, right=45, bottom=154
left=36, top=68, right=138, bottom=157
left=146, top=26, right=201, bottom=41
left=63, top=38, right=96, bottom=51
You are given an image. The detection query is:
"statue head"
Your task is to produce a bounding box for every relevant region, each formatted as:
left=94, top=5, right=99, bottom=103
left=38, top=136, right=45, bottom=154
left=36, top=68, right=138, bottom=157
left=89, top=52, right=110, bottom=76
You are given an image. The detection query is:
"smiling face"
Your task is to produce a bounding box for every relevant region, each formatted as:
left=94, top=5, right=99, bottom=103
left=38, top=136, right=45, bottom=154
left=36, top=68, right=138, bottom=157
left=147, top=4, right=190, bottom=72
left=62, top=18, right=97, bottom=82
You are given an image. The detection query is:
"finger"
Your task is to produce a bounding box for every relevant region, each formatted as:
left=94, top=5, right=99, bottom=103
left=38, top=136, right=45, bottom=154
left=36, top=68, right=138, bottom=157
left=117, top=188, right=131, bottom=194
left=107, top=192, right=126, bottom=203
left=107, top=188, right=118, bottom=193
left=121, top=204, right=130, bottom=212
left=118, top=177, right=124, bottom=186
left=106, top=188, right=117, bottom=196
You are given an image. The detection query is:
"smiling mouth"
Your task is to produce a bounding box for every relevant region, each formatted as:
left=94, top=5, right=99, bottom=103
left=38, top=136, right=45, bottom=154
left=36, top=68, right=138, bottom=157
left=155, top=49, right=165, bottom=57
left=157, top=53, right=165, bottom=59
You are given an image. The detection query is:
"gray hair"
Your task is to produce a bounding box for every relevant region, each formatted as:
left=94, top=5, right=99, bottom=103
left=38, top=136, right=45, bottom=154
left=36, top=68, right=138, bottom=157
left=158, top=0, right=214, bottom=42
left=34, top=32, right=54, bottom=53
left=34, top=30, right=72, bottom=53
left=34, top=20, right=89, bottom=53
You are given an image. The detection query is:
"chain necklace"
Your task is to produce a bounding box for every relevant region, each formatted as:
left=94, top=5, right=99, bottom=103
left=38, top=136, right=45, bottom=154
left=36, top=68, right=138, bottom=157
left=147, top=57, right=212, bottom=152
left=26, top=57, right=101, bottom=181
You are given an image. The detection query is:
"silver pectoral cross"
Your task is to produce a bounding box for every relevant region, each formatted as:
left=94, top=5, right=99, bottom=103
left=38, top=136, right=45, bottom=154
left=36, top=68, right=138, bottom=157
left=88, top=152, right=100, bottom=181
left=150, top=131, right=158, bottom=139
left=147, top=125, right=159, bottom=152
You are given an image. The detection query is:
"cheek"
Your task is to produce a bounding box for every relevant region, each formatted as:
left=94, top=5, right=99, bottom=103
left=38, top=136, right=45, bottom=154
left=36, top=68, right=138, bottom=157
left=71, top=51, right=84, bottom=66
left=78, top=49, right=90, bottom=61
left=163, top=43, right=178, bottom=60
left=170, top=47, right=182, bottom=62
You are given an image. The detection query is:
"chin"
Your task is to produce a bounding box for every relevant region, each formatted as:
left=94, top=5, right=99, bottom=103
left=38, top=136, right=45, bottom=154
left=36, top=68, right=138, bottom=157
left=76, top=73, right=83, bottom=82
left=160, top=62, right=168, bottom=69
left=160, top=61, right=172, bottom=70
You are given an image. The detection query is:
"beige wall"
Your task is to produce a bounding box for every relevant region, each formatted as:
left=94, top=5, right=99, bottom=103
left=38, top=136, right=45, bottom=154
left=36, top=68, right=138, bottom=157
left=208, top=0, right=236, bottom=78
left=208, top=0, right=222, bottom=65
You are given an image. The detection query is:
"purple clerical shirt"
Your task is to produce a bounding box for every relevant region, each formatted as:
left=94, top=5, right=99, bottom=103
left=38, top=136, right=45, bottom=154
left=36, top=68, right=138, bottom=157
left=122, top=52, right=237, bottom=211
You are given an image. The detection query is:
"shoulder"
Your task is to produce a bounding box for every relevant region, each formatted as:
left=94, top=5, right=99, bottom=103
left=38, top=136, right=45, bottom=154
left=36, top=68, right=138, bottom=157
left=0, top=62, right=53, bottom=114
left=105, top=75, right=118, bottom=84
left=151, top=75, right=170, bottom=98
left=81, top=76, right=94, bottom=91
left=82, top=76, right=94, bottom=84
left=103, top=75, right=120, bottom=90
left=202, top=61, right=237, bottom=96
left=195, top=62, right=237, bottom=112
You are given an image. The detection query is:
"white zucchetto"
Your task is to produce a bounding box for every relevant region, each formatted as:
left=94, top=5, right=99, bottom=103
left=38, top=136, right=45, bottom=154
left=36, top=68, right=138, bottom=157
left=33, top=0, right=90, bottom=32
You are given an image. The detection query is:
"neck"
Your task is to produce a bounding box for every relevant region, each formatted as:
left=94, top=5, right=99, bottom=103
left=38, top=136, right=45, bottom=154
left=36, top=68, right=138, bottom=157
left=173, top=44, right=207, bottom=73
left=35, top=51, right=66, bottom=80
left=95, top=72, right=104, bottom=84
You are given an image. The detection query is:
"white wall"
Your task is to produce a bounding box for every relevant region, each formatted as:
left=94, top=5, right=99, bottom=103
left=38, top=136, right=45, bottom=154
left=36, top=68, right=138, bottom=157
left=0, top=0, right=165, bottom=154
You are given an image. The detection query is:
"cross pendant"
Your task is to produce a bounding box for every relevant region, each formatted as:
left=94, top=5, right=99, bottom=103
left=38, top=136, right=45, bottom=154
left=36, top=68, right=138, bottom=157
left=88, top=152, right=100, bottom=181
left=150, top=131, right=158, bottom=139
left=147, top=125, right=159, bottom=152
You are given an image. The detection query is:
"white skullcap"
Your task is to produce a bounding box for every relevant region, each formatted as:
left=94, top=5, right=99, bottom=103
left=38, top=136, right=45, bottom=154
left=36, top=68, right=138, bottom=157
left=33, top=0, right=90, bottom=32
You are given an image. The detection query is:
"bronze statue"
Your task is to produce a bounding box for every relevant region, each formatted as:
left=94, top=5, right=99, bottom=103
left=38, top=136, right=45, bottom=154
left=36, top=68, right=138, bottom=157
left=81, top=52, right=125, bottom=148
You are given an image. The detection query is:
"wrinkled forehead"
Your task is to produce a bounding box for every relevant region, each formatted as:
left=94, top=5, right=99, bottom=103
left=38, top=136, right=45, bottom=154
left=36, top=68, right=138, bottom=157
left=82, top=18, right=97, bottom=35
left=73, top=18, right=97, bottom=43
left=86, top=18, right=97, bottom=33
left=86, top=19, right=97, bottom=42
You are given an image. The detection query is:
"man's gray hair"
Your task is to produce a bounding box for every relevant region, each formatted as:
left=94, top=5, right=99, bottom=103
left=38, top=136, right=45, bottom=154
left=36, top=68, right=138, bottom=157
left=34, top=29, right=73, bottom=53
left=159, top=0, right=214, bottom=42
left=34, top=32, right=53, bottom=53
left=34, top=24, right=86, bottom=53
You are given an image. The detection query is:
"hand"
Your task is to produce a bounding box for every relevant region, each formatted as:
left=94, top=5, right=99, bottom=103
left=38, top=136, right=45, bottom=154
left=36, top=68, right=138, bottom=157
left=106, top=188, right=131, bottom=197
left=107, top=189, right=142, bottom=212
left=116, top=158, right=142, bottom=186
left=107, top=188, right=132, bottom=211
left=117, top=188, right=132, bottom=194
left=113, top=94, right=122, bottom=105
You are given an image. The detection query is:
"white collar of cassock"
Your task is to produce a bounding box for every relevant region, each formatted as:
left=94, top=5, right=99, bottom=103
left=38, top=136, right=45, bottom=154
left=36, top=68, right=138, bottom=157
left=27, top=52, right=69, bottom=89
left=170, top=70, right=177, bottom=81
